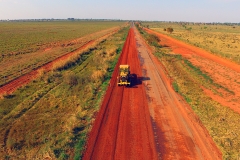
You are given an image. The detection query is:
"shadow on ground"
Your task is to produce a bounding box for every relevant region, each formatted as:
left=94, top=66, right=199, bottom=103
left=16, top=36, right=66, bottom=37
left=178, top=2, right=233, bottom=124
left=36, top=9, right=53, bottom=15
left=130, top=73, right=150, bottom=88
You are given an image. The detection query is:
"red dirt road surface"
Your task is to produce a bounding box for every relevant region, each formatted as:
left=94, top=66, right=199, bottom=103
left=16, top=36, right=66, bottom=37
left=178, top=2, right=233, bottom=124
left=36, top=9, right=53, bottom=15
left=83, top=28, right=158, bottom=159
left=83, top=27, right=222, bottom=159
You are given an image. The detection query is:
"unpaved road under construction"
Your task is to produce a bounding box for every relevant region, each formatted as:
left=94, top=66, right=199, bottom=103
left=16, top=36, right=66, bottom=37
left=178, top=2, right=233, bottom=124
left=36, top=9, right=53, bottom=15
left=83, top=27, right=222, bottom=159
left=83, top=28, right=158, bottom=159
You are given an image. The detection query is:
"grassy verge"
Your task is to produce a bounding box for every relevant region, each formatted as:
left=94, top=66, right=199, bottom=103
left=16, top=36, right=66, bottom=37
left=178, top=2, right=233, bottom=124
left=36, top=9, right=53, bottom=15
left=137, top=26, right=240, bottom=160
left=0, top=25, right=129, bottom=159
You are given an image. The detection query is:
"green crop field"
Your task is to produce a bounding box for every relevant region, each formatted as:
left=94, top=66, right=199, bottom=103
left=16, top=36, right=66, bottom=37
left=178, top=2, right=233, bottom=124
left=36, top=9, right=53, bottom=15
left=0, top=21, right=125, bottom=86
left=0, top=25, right=129, bottom=159
left=0, top=21, right=124, bottom=56
left=141, top=22, right=240, bottom=64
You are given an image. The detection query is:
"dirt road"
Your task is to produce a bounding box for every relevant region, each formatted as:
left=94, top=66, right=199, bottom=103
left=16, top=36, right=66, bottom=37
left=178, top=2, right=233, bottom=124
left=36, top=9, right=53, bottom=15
left=135, top=28, right=222, bottom=159
left=83, top=27, right=222, bottom=159
left=145, top=28, right=240, bottom=115
left=83, top=28, right=157, bottom=159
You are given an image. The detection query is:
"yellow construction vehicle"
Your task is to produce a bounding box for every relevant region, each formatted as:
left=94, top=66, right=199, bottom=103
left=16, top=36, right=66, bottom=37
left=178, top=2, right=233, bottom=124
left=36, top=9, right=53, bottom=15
left=117, top=65, right=131, bottom=86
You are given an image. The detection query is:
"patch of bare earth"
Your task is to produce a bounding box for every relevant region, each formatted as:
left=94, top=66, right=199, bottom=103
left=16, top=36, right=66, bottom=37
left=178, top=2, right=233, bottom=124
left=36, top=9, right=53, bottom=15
left=191, top=56, right=240, bottom=114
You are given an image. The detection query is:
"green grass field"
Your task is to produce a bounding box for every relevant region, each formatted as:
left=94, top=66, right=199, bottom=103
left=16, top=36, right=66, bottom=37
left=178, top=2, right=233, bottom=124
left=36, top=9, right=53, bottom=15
left=0, top=25, right=129, bottom=159
left=0, top=21, right=124, bottom=56
left=137, top=25, right=240, bottom=159
left=141, top=22, right=240, bottom=64
left=0, top=21, right=125, bottom=86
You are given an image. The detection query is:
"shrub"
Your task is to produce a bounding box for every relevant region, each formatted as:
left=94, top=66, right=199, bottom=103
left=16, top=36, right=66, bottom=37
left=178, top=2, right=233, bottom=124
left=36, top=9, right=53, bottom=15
left=173, top=81, right=179, bottom=92
left=147, top=34, right=162, bottom=48
left=116, top=47, right=122, bottom=54
left=64, top=72, right=78, bottom=86
left=187, top=27, right=192, bottom=31
left=166, top=27, right=174, bottom=34
left=2, top=92, right=15, bottom=99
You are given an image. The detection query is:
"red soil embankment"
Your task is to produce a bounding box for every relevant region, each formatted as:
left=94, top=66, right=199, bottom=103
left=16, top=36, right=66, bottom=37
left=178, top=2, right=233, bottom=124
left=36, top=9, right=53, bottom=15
left=145, top=28, right=240, bottom=114
left=145, top=28, right=240, bottom=73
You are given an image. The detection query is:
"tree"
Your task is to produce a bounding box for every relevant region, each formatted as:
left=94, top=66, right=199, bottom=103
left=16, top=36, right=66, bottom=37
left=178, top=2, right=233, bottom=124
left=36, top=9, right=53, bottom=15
left=166, top=27, right=174, bottom=34
left=64, top=72, right=78, bottom=86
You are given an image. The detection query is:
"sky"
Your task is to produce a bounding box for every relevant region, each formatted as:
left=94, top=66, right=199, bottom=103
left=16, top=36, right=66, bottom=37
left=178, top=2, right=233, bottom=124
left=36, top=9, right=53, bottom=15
left=0, top=0, right=239, bottom=23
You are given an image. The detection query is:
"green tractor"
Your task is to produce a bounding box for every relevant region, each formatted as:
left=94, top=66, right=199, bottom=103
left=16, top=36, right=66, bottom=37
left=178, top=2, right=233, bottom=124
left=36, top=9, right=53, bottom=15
left=117, top=65, right=131, bottom=86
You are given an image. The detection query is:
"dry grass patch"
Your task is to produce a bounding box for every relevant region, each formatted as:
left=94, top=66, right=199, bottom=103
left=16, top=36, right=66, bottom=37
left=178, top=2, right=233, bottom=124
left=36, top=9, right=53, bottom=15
left=91, top=70, right=105, bottom=83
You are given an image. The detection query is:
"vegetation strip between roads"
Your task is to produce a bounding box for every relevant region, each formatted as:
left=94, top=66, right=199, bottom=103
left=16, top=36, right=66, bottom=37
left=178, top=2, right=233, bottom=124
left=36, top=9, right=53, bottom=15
left=0, top=25, right=129, bottom=159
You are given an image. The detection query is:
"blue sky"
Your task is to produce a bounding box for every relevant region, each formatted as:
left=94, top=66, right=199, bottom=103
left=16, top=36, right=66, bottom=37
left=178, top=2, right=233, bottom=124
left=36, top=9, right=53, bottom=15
left=0, top=0, right=239, bottom=22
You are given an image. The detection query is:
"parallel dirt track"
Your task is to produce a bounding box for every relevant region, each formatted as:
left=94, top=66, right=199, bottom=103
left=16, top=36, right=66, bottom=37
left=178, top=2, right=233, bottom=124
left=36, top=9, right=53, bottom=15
left=0, top=41, right=94, bottom=95
left=0, top=28, right=119, bottom=96
left=145, top=28, right=240, bottom=73
left=145, top=28, right=240, bottom=115
left=135, top=28, right=222, bottom=159
left=83, top=28, right=158, bottom=159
